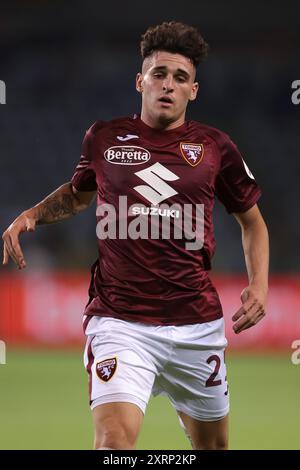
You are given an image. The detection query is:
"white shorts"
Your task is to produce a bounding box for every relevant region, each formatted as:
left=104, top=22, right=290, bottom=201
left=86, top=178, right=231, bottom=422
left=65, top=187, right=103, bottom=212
left=83, top=316, right=229, bottom=422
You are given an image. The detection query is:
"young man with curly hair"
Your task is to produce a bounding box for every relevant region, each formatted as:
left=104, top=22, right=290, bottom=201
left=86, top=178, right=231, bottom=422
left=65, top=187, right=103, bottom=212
left=2, top=21, right=269, bottom=450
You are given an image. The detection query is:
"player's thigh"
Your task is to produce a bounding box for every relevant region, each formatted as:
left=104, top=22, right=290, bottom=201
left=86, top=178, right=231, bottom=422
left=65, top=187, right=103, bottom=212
left=93, top=401, right=144, bottom=449
left=178, top=411, right=228, bottom=450
left=156, top=323, right=229, bottom=423
left=84, top=317, right=159, bottom=408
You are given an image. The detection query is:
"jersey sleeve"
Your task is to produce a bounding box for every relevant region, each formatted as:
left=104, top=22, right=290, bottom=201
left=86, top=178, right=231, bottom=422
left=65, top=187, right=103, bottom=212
left=215, top=134, right=261, bottom=213
left=71, top=122, right=101, bottom=192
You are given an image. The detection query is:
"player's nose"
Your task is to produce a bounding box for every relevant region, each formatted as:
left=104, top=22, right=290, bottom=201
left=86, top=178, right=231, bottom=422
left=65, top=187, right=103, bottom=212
left=162, top=75, right=174, bottom=92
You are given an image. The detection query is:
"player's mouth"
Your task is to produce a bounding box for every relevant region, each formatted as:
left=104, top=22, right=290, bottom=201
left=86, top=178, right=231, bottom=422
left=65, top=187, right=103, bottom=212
left=158, top=96, right=174, bottom=107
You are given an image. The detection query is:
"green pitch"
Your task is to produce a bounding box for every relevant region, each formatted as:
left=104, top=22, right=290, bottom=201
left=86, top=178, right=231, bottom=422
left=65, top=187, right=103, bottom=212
left=0, top=349, right=299, bottom=449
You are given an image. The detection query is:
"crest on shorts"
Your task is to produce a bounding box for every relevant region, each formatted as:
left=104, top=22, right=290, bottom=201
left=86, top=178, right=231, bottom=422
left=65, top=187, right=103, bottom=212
left=180, top=143, right=204, bottom=167
left=96, top=357, right=117, bottom=382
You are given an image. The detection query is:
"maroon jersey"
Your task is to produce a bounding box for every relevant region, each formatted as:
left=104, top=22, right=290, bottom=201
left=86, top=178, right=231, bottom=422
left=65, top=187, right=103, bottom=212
left=71, top=115, right=261, bottom=325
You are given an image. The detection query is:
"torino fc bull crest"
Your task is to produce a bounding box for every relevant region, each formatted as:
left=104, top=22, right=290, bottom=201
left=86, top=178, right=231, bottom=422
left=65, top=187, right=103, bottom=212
left=96, top=357, right=117, bottom=382
left=180, top=143, right=204, bottom=167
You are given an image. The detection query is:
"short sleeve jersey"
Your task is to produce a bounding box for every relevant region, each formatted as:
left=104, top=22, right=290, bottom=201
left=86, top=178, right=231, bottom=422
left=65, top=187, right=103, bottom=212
left=71, top=115, right=261, bottom=325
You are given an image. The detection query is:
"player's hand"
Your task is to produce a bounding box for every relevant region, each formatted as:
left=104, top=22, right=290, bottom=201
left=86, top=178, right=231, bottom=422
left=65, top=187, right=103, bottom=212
left=2, top=212, right=36, bottom=269
left=232, top=285, right=267, bottom=334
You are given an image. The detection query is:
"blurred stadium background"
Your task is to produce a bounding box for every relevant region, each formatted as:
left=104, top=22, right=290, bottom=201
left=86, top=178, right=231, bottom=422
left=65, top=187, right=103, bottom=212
left=1, top=0, right=300, bottom=450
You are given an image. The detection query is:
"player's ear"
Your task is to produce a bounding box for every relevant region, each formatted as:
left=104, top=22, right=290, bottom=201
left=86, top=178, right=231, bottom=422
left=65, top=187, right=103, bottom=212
left=189, top=82, right=199, bottom=101
left=136, top=73, right=143, bottom=93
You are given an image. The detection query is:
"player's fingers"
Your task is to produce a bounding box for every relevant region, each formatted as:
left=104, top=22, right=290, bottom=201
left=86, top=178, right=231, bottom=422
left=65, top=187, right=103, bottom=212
left=232, top=299, right=258, bottom=322
left=231, top=305, right=246, bottom=321
left=253, top=310, right=266, bottom=326
left=233, top=307, right=265, bottom=334
left=244, top=311, right=265, bottom=330
left=2, top=234, right=18, bottom=266
left=234, top=313, right=264, bottom=334
left=10, top=233, right=25, bottom=262
left=233, top=302, right=260, bottom=331
left=4, top=233, right=25, bottom=268
left=11, top=235, right=26, bottom=269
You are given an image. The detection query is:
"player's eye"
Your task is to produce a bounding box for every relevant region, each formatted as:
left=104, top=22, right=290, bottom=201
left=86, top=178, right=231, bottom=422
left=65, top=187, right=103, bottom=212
left=176, top=76, right=187, bottom=83
left=153, top=73, right=164, bottom=78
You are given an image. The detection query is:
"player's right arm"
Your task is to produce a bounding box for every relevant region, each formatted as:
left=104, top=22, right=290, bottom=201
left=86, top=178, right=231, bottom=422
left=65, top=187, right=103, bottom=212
left=2, top=182, right=96, bottom=269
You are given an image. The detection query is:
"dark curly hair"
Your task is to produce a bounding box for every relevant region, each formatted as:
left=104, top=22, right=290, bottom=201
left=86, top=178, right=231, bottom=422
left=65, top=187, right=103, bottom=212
left=140, top=21, right=209, bottom=68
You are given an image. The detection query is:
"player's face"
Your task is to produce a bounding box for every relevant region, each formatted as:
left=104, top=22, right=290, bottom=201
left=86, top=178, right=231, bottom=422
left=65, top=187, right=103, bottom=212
left=136, top=51, right=199, bottom=129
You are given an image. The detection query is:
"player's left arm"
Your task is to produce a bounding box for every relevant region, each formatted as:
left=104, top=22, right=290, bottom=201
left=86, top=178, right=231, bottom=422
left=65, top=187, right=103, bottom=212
left=231, top=204, right=269, bottom=334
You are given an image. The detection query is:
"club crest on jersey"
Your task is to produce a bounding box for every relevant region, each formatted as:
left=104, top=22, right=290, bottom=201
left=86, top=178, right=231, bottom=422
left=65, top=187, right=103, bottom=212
left=104, top=146, right=151, bottom=165
left=96, top=358, right=117, bottom=382
left=180, top=143, right=204, bottom=167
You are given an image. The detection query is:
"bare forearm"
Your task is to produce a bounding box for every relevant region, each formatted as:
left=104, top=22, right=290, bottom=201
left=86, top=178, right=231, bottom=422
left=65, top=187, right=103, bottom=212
left=231, top=205, right=269, bottom=333
left=25, top=182, right=86, bottom=225
left=2, top=182, right=94, bottom=269
left=241, top=218, right=269, bottom=291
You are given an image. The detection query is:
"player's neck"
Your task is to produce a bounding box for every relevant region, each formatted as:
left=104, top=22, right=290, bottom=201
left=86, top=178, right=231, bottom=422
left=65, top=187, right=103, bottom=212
left=140, top=111, right=185, bottom=131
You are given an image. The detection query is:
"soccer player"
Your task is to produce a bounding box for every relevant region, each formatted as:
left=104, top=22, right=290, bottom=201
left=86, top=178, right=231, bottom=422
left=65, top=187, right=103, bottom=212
left=2, top=21, right=269, bottom=450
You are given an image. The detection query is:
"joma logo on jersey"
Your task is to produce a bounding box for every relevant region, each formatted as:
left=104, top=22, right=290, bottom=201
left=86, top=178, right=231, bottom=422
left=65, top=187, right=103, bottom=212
left=104, top=146, right=151, bottom=165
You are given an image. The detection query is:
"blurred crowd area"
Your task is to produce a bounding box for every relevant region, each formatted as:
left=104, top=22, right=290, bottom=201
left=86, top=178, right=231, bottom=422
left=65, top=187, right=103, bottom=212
left=0, top=0, right=299, bottom=272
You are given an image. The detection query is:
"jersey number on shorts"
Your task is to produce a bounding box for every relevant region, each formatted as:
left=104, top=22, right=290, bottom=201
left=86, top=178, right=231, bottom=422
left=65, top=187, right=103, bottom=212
left=205, top=354, right=222, bottom=387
